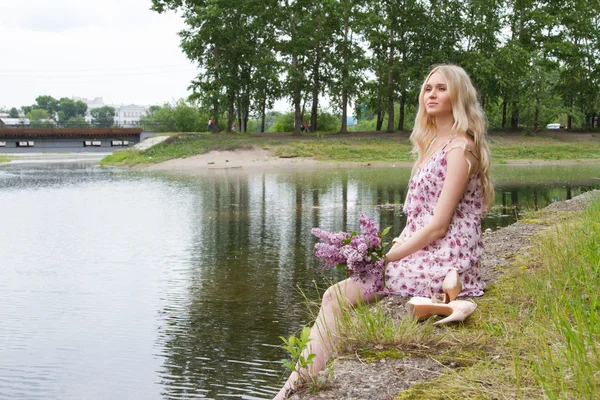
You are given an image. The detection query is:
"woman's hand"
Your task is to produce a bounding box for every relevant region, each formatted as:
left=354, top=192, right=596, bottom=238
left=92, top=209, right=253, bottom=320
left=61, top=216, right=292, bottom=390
left=384, top=237, right=404, bottom=265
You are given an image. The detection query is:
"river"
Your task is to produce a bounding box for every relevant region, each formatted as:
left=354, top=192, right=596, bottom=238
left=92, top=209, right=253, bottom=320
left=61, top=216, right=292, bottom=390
left=1, top=158, right=599, bottom=399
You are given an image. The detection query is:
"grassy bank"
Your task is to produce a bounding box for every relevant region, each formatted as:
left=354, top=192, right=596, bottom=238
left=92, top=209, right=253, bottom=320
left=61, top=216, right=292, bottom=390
left=100, top=132, right=600, bottom=166
left=327, top=197, right=599, bottom=399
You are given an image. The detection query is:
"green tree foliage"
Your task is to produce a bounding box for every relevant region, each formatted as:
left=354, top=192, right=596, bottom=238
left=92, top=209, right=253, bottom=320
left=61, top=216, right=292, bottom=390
left=151, top=0, right=600, bottom=133
left=140, top=100, right=208, bottom=132
left=9, top=108, right=19, bottom=118
left=268, top=110, right=339, bottom=132
left=21, top=96, right=88, bottom=123
left=26, top=109, right=51, bottom=128
left=26, top=108, right=49, bottom=122
left=91, top=106, right=116, bottom=128
left=34, top=95, right=59, bottom=118
left=66, top=116, right=90, bottom=128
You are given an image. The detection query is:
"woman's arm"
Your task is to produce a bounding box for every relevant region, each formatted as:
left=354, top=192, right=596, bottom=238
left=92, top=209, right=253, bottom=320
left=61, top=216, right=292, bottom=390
left=384, top=148, right=474, bottom=263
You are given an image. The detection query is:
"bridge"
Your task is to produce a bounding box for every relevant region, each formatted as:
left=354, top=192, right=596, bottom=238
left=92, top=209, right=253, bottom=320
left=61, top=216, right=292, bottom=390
left=0, top=127, right=149, bottom=153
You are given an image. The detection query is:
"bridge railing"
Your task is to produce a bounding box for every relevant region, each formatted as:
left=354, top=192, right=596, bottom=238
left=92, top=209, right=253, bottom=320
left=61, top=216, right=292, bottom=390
left=5, top=120, right=177, bottom=132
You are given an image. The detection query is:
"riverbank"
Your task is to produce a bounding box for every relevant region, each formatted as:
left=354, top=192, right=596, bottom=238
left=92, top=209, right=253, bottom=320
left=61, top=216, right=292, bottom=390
left=99, top=131, right=600, bottom=169
left=286, top=190, right=600, bottom=399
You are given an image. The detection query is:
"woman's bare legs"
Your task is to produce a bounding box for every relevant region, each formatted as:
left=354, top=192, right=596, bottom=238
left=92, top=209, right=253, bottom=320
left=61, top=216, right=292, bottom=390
left=273, top=277, right=379, bottom=399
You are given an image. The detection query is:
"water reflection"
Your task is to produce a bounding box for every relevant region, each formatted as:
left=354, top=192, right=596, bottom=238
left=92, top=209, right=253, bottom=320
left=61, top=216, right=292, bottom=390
left=1, top=161, right=599, bottom=399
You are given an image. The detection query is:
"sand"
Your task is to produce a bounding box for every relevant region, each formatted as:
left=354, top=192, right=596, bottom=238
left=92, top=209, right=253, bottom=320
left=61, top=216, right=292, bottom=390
left=143, top=147, right=600, bottom=175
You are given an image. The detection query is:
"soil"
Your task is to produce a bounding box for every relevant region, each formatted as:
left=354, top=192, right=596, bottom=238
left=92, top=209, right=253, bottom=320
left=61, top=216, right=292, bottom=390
left=287, top=190, right=599, bottom=400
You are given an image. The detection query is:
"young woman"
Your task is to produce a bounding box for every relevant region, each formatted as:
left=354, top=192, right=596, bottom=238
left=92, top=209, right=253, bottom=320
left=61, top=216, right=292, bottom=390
left=274, top=64, right=494, bottom=399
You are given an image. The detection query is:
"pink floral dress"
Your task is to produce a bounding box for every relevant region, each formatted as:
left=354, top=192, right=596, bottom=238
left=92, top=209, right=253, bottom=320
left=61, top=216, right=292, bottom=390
left=384, top=138, right=486, bottom=297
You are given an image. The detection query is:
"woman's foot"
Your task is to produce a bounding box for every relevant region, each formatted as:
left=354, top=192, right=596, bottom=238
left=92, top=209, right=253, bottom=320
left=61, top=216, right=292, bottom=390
left=273, top=383, right=295, bottom=400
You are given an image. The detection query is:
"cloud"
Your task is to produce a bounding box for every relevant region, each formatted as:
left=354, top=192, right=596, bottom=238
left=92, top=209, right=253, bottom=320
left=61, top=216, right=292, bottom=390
left=0, top=0, right=197, bottom=108
left=0, top=0, right=171, bottom=33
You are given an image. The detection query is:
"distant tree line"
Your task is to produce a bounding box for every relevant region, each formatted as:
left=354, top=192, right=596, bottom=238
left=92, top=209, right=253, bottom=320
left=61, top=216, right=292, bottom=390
left=6, top=96, right=116, bottom=128
left=139, top=99, right=342, bottom=132
left=151, top=0, right=600, bottom=134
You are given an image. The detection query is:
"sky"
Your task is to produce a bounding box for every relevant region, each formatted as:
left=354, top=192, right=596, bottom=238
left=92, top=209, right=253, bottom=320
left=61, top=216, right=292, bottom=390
left=0, top=0, right=283, bottom=111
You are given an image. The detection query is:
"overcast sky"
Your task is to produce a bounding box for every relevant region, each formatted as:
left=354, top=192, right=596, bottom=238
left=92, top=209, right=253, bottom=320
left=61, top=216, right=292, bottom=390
left=0, top=0, right=235, bottom=110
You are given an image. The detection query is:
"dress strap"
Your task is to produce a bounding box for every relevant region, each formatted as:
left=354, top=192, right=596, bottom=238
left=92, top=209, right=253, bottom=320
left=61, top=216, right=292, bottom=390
left=440, top=134, right=459, bottom=151
left=446, top=143, right=479, bottom=175
left=447, top=144, right=480, bottom=160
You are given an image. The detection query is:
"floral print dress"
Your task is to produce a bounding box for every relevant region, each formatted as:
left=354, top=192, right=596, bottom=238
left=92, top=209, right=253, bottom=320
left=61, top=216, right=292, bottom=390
left=384, top=138, right=486, bottom=297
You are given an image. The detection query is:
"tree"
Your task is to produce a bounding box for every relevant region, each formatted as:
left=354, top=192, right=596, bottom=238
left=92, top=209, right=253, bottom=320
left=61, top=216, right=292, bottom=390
left=140, top=100, right=208, bottom=132
left=91, top=106, right=115, bottom=128
left=66, top=116, right=89, bottom=128
left=9, top=108, right=19, bottom=118
left=329, top=0, right=368, bottom=133
left=34, top=95, right=59, bottom=118
left=75, top=100, right=87, bottom=118
left=26, top=109, right=50, bottom=128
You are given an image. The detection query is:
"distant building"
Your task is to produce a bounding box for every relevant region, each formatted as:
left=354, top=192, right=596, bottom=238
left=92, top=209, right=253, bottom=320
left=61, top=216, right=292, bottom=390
left=115, top=104, right=148, bottom=127
left=73, top=96, right=149, bottom=127
left=0, top=118, right=30, bottom=128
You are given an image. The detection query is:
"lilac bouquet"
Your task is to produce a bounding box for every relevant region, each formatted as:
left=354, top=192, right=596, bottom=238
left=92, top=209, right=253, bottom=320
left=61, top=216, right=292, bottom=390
left=311, top=212, right=392, bottom=295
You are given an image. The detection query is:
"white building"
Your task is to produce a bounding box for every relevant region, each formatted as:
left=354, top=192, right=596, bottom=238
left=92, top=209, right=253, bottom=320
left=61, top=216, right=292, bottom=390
left=73, top=97, right=149, bottom=127
left=0, top=118, right=30, bottom=128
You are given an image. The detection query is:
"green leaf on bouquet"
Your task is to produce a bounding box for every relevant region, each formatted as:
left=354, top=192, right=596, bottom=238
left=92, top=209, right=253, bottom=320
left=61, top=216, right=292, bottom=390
left=336, top=263, right=347, bottom=271
left=380, top=226, right=392, bottom=238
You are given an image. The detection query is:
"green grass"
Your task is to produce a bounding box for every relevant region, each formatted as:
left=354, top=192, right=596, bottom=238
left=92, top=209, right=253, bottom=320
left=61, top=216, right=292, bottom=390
left=100, top=133, right=258, bottom=166
left=323, top=198, right=600, bottom=399
left=0, top=155, right=10, bottom=163
left=491, top=144, right=600, bottom=162
left=99, top=133, right=600, bottom=166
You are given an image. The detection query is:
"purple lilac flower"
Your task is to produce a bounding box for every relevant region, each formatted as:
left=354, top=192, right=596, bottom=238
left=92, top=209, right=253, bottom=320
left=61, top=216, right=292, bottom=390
left=312, top=213, right=388, bottom=295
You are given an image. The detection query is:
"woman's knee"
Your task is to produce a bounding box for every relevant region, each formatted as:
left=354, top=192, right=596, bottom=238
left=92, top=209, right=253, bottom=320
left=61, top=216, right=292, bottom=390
left=321, top=285, right=342, bottom=311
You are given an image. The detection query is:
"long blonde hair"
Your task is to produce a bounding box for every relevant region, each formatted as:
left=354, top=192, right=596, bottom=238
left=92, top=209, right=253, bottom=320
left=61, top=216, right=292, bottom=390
left=410, top=64, right=495, bottom=212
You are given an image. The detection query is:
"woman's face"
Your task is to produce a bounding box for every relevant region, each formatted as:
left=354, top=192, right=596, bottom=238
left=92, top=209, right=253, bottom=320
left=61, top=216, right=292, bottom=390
left=424, top=72, right=452, bottom=118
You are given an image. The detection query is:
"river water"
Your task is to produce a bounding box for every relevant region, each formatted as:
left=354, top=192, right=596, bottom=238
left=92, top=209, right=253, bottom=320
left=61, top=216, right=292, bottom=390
left=1, top=159, right=599, bottom=399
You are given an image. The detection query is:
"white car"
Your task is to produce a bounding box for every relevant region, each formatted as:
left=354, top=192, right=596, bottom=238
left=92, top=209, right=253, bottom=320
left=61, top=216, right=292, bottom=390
left=546, top=123, right=561, bottom=130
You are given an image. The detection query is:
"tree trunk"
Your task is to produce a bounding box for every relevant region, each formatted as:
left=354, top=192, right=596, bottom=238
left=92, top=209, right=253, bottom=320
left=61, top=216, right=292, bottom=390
left=243, top=94, right=249, bottom=133
left=376, top=74, right=383, bottom=131
left=340, top=7, right=349, bottom=134
left=533, top=94, right=540, bottom=132
left=294, top=80, right=302, bottom=135
left=291, top=34, right=301, bottom=134
left=261, top=90, right=267, bottom=132
left=227, top=90, right=234, bottom=133
left=502, top=97, right=507, bottom=129
left=237, top=97, right=242, bottom=133
left=341, top=90, right=348, bottom=133
left=301, top=96, right=307, bottom=125
left=212, top=47, right=221, bottom=134
left=397, top=91, right=405, bottom=131
left=386, top=28, right=395, bottom=133
left=311, top=6, right=322, bottom=132
left=511, top=106, right=519, bottom=130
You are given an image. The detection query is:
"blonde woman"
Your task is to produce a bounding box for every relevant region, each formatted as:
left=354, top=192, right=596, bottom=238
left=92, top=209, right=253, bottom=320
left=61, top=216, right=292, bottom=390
left=274, top=64, right=494, bottom=399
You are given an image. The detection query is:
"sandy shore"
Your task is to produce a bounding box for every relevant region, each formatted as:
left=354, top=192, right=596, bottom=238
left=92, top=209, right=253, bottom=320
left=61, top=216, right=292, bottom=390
left=144, top=147, right=413, bottom=173
left=143, top=146, right=600, bottom=174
